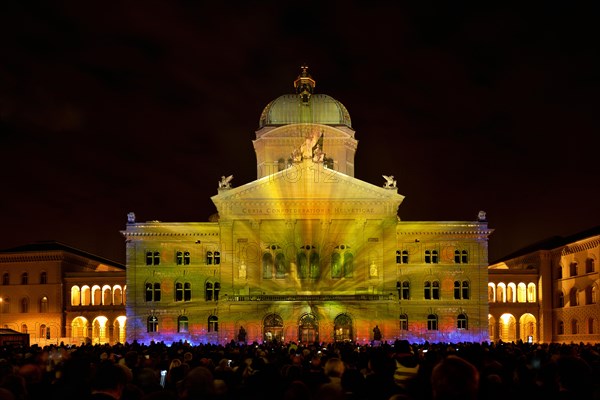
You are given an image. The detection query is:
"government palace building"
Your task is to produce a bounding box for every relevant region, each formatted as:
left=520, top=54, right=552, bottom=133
left=121, top=68, right=493, bottom=345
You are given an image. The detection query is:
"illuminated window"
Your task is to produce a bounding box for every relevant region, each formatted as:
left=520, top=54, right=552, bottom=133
left=527, top=283, right=536, bottom=302
left=396, top=250, right=409, bottom=264
left=454, top=281, right=470, bottom=300
left=333, top=314, right=353, bottom=342
left=146, top=251, right=160, bottom=266
left=425, top=250, right=438, bottom=264
left=71, top=286, right=81, bottom=306
left=21, top=273, right=28, bottom=285
left=427, top=314, right=438, bottom=330
left=178, top=316, right=189, bottom=333
left=454, top=250, right=468, bottom=264
left=488, top=283, right=495, bottom=302
left=40, top=272, right=47, bottom=284
left=147, top=316, right=158, bottom=333
left=570, top=262, right=578, bottom=277
left=586, top=258, right=595, bottom=273
left=145, top=283, right=161, bottom=302
left=208, top=315, right=219, bottom=332
left=517, top=283, right=526, bottom=302
left=40, top=296, right=48, bottom=313
left=2, top=273, right=8, bottom=285
left=399, top=314, right=408, bottom=331
left=331, top=247, right=353, bottom=278
left=457, top=314, right=468, bottom=330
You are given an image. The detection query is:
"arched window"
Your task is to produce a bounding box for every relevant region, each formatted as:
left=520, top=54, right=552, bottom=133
left=570, top=262, right=578, bottom=277
left=507, top=283, right=515, bottom=303
left=569, top=288, right=578, bottom=307
left=102, top=286, right=112, bottom=305
left=454, top=281, right=469, bottom=300
left=497, top=283, right=506, bottom=302
left=40, top=272, right=47, bottom=284
left=588, top=318, right=596, bottom=334
left=40, top=325, right=49, bottom=340
left=571, top=319, right=579, bottom=334
left=425, top=250, right=439, bottom=264
left=427, top=314, right=438, bottom=330
left=20, top=298, right=28, bottom=313
left=275, top=253, right=286, bottom=278
left=214, top=251, right=221, bottom=265
left=488, top=283, right=495, bottom=302
left=396, top=250, right=409, bottom=264
left=558, top=291, right=564, bottom=307
left=113, top=286, right=123, bottom=305
left=206, top=251, right=213, bottom=265
left=184, top=282, right=191, bottom=301
left=586, top=258, right=595, bottom=273
left=454, top=250, right=468, bottom=264
left=262, top=253, right=273, bottom=279
left=399, top=314, right=408, bottom=331
left=145, top=283, right=160, bottom=302
left=309, top=252, right=320, bottom=279
left=183, top=251, right=190, bottom=265
left=517, top=283, right=526, bottom=303
left=343, top=253, right=354, bottom=278
left=585, top=285, right=596, bottom=305
left=331, top=253, right=342, bottom=278
left=333, top=314, right=353, bottom=342
left=401, top=281, right=410, bottom=300
left=297, top=253, right=308, bottom=279
left=21, top=273, right=28, bottom=285
left=208, top=315, right=218, bottom=332
left=425, top=281, right=440, bottom=300
left=71, top=286, right=81, bottom=306
left=457, top=314, right=468, bottom=330
left=557, top=320, right=564, bottom=335
left=527, top=283, right=536, bottom=302
left=40, top=296, right=48, bottom=313
left=205, top=282, right=219, bottom=301
left=178, top=316, right=189, bottom=333
left=264, top=313, right=284, bottom=343
left=2, top=273, right=8, bottom=285
left=147, top=316, right=158, bottom=333
left=175, top=282, right=183, bottom=302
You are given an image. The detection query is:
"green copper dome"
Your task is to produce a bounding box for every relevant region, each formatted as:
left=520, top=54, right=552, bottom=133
left=258, top=67, right=352, bottom=128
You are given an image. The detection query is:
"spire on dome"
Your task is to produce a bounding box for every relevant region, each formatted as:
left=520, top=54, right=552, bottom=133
left=294, top=65, right=316, bottom=103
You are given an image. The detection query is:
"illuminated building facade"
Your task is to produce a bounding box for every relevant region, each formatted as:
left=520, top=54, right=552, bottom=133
left=488, top=226, right=600, bottom=343
left=123, top=68, right=492, bottom=345
left=0, top=241, right=126, bottom=345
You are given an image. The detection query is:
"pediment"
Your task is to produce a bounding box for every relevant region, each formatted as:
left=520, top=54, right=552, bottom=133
left=211, top=159, right=404, bottom=219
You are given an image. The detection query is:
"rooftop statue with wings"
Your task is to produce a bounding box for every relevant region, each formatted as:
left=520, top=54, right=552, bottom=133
left=219, top=175, right=234, bottom=189
left=382, top=175, right=397, bottom=188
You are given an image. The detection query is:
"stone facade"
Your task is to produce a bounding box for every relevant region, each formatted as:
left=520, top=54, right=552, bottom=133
left=122, top=69, right=492, bottom=345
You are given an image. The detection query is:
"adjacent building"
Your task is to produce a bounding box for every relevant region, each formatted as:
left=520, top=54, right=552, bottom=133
left=122, top=68, right=493, bottom=345
left=488, top=226, right=600, bottom=343
left=0, top=241, right=126, bottom=346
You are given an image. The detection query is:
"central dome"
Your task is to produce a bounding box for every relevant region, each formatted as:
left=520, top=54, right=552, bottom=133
left=258, top=67, right=352, bottom=128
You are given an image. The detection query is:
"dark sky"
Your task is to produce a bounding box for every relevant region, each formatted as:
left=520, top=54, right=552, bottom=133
left=1, top=2, right=599, bottom=264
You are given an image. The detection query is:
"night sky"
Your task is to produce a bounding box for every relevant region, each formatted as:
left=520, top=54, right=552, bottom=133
left=1, top=2, right=599, bottom=264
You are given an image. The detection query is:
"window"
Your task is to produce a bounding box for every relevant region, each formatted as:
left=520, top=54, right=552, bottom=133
left=208, top=315, right=219, bottom=332
left=205, top=282, right=220, bottom=301
left=556, top=266, right=563, bottom=279
left=558, top=291, right=564, bottom=308
left=175, top=283, right=183, bottom=302
left=21, top=273, right=28, bottom=285
left=425, top=250, right=438, bottom=264
left=1, top=298, right=9, bottom=314
left=40, top=325, right=49, bottom=340
left=175, top=282, right=192, bottom=302
left=178, top=316, right=189, bottom=333
left=397, top=281, right=410, bottom=300
left=424, top=281, right=440, bottom=300
left=2, top=273, right=8, bottom=285
left=40, top=296, right=48, bottom=313
left=206, top=251, right=213, bottom=265
left=176, top=251, right=190, bottom=265
left=40, top=272, right=47, bottom=284
left=147, top=316, right=158, bottom=333
left=145, top=283, right=161, bottom=302
left=331, top=249, right=353, bottom=278
left=262, top=253, right=273, bottom=279
left=558, top=320, right=564, bottom=335
left=399, top=314, right=408, bottom=331
left=569, top=288, right=578, bottom=307
left=527, top=283, right=536, bottom=302
left=517, top=283, right=526, bottom=302
left=488, top=283, right=495, bottom=302
left=275, top=253, right=286, bottom=278
left=586, top=258, right=595, bottom=273
left=589, top=318, right=595, bottom=334
left=457, top=314, right=468, bottom=330
left=396, top=250, right=409, bottom=264
left=454, top=250, right=468, bottom=264
left=427, top=314, right=438, bottom=330
left=146, top=251, right=160, bottom=266
left=571, top=319, right=579, bottom=334
left=20, top=298, right=28, bottom=313
left=570, top=262, right=578, bottom=277
left=214, top=251, right=221, bottom=265
left=454, top=281, right=470, bottom=300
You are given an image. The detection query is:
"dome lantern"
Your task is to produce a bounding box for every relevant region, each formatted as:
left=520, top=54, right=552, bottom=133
left=293, top=65, right=316, bottom=103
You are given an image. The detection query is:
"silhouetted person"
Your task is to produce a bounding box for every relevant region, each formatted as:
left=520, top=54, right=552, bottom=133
left=90, top=360, right=129, bottom=400
left=431, top=355, right=479, bottom=400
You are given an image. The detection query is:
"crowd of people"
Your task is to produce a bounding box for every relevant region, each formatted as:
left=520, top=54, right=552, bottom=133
left=0, top=338, right=599, bottom=400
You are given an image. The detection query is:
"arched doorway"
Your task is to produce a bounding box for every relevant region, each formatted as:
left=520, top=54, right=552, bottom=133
left=298, top=313, right=318, bottom=344
left=520, top=313, right=537, bottom=342
left=499, top=313, right=516, bottom=342
left=71, top=316, right=88, bottom=344
left=263, top=313, right=283, bottom=343
left=92, top=316, right=109, bottom=344
left=333, top=314, right=353, bottom=342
